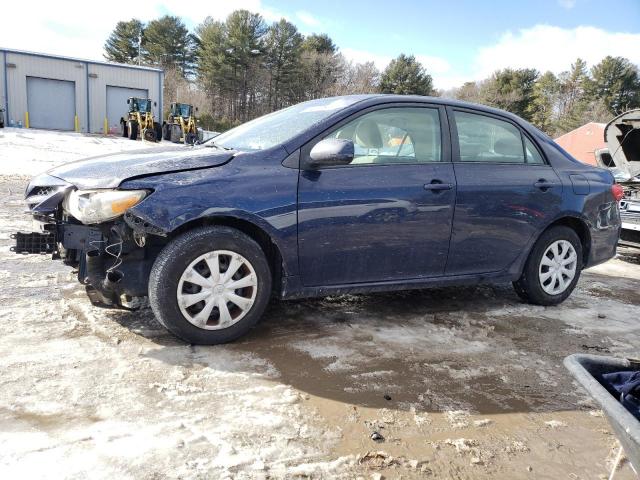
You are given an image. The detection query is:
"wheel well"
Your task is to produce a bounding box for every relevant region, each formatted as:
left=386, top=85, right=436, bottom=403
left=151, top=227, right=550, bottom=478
left=546, top=217, right=591, bottom=264
left=169, top=216, right=284, bottom=293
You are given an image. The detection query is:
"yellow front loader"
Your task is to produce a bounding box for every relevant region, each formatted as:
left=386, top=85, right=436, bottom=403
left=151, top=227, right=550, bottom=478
left=120, top=97, right=162, bottom=142
left=162, top=102, right=200, bottom=145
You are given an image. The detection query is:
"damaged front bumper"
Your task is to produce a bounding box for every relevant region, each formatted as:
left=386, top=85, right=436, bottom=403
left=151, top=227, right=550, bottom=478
left=13, top=174, right=158, bottom=308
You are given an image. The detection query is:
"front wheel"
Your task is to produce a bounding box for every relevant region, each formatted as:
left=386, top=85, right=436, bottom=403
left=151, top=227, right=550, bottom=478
left=513, top=226, right=582, bottom=306
left=149, top=226, right=272, bottom=344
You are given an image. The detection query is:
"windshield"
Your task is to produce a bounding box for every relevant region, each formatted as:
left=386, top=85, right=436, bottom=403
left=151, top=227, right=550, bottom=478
left=174, top=104, right=192, bottom=117
left=212, top=96, right=370, bottom=151
left=130, top=99, right=151, bottom=113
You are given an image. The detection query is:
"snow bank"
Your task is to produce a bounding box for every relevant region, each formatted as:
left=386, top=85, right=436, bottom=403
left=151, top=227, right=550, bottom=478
left=0, top=127, right=162, bottom=176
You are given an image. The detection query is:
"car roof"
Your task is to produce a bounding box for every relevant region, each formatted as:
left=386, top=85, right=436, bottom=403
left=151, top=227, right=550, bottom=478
left=341, top=94, right=524, bottom=122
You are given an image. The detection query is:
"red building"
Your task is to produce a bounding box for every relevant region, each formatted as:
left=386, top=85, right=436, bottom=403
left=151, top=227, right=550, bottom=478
left=554, top=122, right=606, bottom=166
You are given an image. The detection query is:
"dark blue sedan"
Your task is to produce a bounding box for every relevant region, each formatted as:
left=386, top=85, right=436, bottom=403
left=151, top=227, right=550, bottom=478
left=16, top=95, right=622, bottom=344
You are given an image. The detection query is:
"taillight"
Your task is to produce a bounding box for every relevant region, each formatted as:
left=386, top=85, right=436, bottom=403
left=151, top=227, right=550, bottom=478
left=612, top=184, right=624, bottom=202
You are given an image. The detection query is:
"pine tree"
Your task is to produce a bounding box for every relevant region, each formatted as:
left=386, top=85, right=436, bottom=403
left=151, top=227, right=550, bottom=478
left=143, top=15, right=197, bottom=76
left=104, top=19, right=144, bottom=64
left=529, top=71, right=559, bottom=134
left=479, top=68, right=538, bottom=121
left=379, top=54, right=433, bottom=96
left=589, top=56, right=640, bottom=114
left=264, top=19, right=303, bottom=109
left=301, top=34, right=336, bottom=55
left=555, top=59, right=591, bottom=133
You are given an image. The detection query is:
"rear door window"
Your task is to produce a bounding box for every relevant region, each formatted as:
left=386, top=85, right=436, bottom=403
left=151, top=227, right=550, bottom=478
left=454, top=111, right=525, bottom=164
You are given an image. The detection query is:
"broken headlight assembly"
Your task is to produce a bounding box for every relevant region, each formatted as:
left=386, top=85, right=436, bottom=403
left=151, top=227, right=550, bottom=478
left=62, top=189, right=148, bottom=224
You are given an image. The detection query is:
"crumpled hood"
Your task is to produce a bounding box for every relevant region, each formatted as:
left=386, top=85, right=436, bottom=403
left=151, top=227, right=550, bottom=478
left=604, top=109, right=640, bottom=180
left=47, top=145, right=235, bottom=189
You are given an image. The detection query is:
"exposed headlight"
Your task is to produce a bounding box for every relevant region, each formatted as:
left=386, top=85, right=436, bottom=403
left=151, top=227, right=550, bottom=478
left=63, top=189, right=147, bottom=224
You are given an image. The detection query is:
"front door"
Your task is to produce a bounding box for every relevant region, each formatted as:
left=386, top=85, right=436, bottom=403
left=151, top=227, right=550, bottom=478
left=297, top=105, right=456, bottom=286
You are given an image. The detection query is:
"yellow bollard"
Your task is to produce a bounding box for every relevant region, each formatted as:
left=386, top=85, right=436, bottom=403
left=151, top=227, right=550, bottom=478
left=104, top=117, right=108, bottom=135
left=25, top=111, right=29, bottom=129
left=75, top=115, right=79, bottom=132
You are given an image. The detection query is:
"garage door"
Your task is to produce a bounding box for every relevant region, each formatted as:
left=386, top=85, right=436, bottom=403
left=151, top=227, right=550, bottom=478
left=26, top=77, right=76, bottom=131
left=106, top=86, right=148, bottom=134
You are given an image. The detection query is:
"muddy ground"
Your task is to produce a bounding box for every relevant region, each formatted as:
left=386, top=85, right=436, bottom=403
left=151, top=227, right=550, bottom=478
left=1, top=173, right=638, bottom=479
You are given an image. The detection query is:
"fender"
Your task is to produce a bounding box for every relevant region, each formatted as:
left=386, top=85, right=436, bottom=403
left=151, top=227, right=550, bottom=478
left=506, top=210, right=592, bottom=278
left=122, top=151, right=300, bottom=278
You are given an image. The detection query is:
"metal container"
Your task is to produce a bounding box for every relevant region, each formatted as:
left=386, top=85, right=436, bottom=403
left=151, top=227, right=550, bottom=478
left=564, top=353, right=640, bottom=471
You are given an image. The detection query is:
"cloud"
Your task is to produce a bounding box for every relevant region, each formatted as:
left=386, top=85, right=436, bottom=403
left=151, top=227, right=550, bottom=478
left=558, top=0, right=576, bottom=9
left=296, top=11, right=321, bottom=27
left=473, top=25, right=640, bottom=80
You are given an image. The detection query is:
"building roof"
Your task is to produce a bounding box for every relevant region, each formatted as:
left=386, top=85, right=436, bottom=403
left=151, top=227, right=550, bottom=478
left=0, top=47, right=163, bottom=73
left=554, top=122, right=606, bottom=166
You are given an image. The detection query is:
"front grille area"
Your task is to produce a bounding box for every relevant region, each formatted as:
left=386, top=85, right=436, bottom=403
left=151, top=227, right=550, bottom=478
left=29, top=186, right=56, bottom=197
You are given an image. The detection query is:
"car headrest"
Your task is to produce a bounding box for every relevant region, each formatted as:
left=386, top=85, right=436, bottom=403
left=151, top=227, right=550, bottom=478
left=355, top=119, right=383, bottom=148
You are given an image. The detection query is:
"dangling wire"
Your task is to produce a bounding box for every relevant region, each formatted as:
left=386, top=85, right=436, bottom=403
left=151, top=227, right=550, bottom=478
left=88, top=230, right=124, bottom=275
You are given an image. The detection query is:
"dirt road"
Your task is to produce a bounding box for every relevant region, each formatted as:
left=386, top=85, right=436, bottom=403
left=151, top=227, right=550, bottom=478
left=1, top=173, right=638, bottom=479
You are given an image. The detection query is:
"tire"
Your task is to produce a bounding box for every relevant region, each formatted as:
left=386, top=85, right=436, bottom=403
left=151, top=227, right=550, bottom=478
left=170, top=124, right=182, bottom=143
left=142, top=128, right=157, bottom=142
left=513, top=226, right=583, bottom=306
left=121, top=119, right=128, bottom=137
left=162, top=123, right=171, bottom=141
left=149, top=226, right=272, bottom=345
left=128, top=120, right=138, bottom=140
left=154, top=123, right=163, bottom=142
left=184, top=132, right=197, bottom=145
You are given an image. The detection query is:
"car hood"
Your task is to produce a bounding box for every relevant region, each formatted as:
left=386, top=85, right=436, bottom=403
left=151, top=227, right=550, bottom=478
left=604, top=109, right=640, bottom=180
left=46, top=145, right=235, bottom=189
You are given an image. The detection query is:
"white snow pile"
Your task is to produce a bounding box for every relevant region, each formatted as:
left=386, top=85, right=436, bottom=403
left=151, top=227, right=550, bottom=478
left=0, top=127, right=162, bottom=176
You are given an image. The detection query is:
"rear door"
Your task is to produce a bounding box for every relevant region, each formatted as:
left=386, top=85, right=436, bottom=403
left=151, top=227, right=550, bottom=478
left=445, top=107, right=562, bottom=276
left=297, top=104, right=456, bottom=286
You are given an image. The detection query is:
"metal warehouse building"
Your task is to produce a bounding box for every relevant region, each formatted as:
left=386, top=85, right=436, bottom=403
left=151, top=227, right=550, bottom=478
left=0, top=48, right=163, bottom=134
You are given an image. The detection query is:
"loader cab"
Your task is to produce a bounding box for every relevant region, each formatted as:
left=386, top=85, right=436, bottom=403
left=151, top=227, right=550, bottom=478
left=128, top=97, right=152, bottom=114
left=170, top=103, right=194, bottom=119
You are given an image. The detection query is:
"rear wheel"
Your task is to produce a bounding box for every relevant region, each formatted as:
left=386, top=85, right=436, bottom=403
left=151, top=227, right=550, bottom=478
left=127, top=120, right=138, bottom=140
left=154, top=123, right=163, bottom=142
left=513, top=226, right=582, bottom=305
left=121, top=119, right=128, bottom=137
left=170, top=124, right=182, bottom=143
left=149, top=226, right=272, bottom=344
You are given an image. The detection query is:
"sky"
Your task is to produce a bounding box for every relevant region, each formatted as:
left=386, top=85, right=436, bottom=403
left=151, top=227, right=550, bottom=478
left=2, top=0, right=639, bottom=90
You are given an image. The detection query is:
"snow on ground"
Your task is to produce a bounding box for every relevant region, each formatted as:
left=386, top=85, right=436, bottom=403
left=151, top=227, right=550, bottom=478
left=0, top=130, right=639, bottom=478
left=0, top=127, right=162, bottom=176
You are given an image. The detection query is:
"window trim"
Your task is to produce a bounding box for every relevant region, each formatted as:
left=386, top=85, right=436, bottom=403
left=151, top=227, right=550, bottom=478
left=300, top=103, right=451, bottom=170
left=447, top=106, right=549, bottom=166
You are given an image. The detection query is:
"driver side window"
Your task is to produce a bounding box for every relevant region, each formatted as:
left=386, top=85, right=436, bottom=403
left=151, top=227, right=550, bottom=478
left=324, top=107, right=442, bottom=165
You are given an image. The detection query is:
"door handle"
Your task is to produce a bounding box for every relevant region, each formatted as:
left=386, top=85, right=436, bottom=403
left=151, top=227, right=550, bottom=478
left=424, top=181, right=453, bottom=191
left=534, top=179, right=554, bottom=190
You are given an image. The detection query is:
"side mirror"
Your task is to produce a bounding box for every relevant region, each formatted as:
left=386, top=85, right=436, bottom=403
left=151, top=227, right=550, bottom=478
left=195, top=107, right=199, bottom=112
left=154, top=101, right=157, bottom=107
left=126, top=99, right=131, bottom=104
left=306, top=138, right=354, bottom=169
